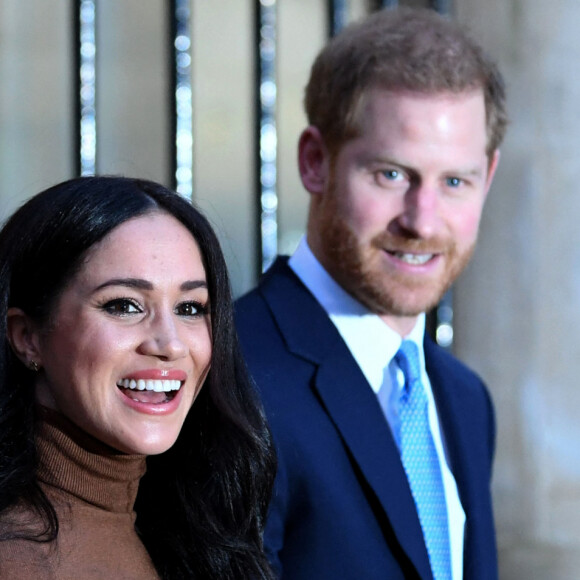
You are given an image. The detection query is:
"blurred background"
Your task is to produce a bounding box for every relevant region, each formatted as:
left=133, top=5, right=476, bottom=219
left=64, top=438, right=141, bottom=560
left=1, top=1, right=578, bottom=577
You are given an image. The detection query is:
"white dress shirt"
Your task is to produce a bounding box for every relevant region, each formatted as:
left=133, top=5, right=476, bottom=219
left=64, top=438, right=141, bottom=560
left=289, top=237, right=465, bottom=580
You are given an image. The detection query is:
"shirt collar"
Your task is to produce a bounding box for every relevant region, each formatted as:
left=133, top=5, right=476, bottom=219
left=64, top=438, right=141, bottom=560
left=288, top=237, right=426, bottom=393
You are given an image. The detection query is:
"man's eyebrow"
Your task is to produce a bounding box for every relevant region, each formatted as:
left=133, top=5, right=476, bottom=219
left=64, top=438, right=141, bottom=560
left=451, top=166, right=485, bottom=177
left=94, top=278, right=207, bottom=292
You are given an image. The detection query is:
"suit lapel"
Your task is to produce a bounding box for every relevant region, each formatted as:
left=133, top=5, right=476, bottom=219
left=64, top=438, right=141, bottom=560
left=314, top=357, right=433, bottom=580
left=425, top=338, right=473, bottom=485
left=425, top=337, right=497, bottom=579
left=261, top=259, right=433, bottom=580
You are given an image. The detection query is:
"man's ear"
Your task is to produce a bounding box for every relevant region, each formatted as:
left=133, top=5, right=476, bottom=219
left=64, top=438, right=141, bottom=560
left=298, top=126, right=330, bottom=195
left=484, top=149, right=501, bottom=197
left=6, top=307, right=43, bottom=369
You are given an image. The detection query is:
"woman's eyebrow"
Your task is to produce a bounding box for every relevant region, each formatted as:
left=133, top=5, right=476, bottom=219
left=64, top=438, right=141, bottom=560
left=181, top=280, right=208, bottom=291
left=94, top=278, right=208, bottom=292
left=94, top=278, right=152, bottom=291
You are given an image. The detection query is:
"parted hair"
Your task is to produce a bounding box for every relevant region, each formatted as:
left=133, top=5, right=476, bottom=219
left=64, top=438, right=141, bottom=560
left=0, top=176, right=276, bottom=579
left=305, top=7, right=508, bottom=157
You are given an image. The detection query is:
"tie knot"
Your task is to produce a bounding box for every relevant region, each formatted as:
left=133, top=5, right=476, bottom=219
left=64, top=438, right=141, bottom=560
left=395, top=340, right=422, bottom=388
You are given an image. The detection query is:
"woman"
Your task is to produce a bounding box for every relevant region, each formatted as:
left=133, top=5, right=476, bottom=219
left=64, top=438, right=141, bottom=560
left=0, top=176, right=276, bottom=579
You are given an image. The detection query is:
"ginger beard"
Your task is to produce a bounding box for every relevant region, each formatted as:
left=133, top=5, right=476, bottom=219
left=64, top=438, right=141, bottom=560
left=316, top=175, right=476, bottom=318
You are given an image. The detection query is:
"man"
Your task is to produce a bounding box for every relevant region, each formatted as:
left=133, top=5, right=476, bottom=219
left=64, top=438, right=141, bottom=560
left=236, top=7, right=507, bottom=580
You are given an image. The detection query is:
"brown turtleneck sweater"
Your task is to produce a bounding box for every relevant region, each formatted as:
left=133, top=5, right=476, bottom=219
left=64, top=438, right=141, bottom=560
left=0, top=409, right=160, bottom=579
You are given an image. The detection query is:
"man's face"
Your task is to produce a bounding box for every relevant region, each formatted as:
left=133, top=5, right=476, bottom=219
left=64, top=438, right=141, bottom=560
left=307, top=89, right=499, bottom=335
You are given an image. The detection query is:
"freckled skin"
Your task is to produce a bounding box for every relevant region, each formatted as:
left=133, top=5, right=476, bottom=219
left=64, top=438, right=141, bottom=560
left=306, top=89, right=499, bottom=336
left=31, top=213, right=212, bottom=455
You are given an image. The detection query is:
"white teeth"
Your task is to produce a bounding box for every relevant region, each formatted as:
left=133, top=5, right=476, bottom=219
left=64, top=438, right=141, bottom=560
left=395, top=252, right=433, bottom=265
left=116, top=379, right=182, bottom=392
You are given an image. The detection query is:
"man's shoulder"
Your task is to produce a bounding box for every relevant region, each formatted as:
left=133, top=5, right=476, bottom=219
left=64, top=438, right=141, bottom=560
left=234, top=256, right=297, bottom=360
left=235, top=284, right=267, bottom=321
left=234, top=256, right=332, bottom=395
left=236, top=255, right=290, bottom=306
left=235, top=255, right=318, bottom=331
left=424, top=336, right=494, bottom=423
left=425, top=337, right=485, bottom=385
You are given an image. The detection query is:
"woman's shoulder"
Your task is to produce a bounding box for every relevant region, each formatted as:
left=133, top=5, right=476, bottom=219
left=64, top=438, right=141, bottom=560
left=0, top=534, right=57, bottom=579
left=0, top=501, right=159, bottom=580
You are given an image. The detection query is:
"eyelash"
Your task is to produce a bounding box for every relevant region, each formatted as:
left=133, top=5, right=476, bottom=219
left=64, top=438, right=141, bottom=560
left=100, top=297, right=209, bottom=318
left=175, top=301, right=209, bottom=317
left=446, top=177, right=463, bottom=187
left=375, top=168, right=409, bottom=188
left=382, top=169, right=403, bottom=180
left=101, top=298, right=142, bottom=316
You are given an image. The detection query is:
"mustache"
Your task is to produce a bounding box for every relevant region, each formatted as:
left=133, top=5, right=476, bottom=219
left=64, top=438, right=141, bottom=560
left=371, top=231, right=454, bottom=254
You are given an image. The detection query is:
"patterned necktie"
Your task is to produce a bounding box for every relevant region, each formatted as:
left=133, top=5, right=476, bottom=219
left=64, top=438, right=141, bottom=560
left=395, top=340, right=451, bottom=580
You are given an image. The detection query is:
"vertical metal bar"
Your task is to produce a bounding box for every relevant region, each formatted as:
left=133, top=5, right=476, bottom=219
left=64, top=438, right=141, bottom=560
left=72, top=1, right=80, bottom=175
left=169, top=0, right=193, bottom=199
left=73, top=0, right=97, bottom=176
left=327, top=0, right=349, bottom=37
left=431, top=0, right=452, bottom=15
left=371, top=0, right=399, bottom=10
left=254, top=0, right=278, bottom=274
left=431, top=0, right=453, bottom=347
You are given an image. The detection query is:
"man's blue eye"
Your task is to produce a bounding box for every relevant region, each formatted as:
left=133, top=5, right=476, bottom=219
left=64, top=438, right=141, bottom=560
left=446, top=177, right=462, bottom=187
left=383, top=170, right=400, bottom=180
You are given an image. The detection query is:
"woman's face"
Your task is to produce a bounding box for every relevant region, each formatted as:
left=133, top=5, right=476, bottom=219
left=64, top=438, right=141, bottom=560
left=30, top=212, right=212, bottom=454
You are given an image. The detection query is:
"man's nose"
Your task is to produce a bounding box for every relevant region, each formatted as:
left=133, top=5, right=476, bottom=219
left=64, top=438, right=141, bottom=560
left=396, top=183, right=442, bottom=239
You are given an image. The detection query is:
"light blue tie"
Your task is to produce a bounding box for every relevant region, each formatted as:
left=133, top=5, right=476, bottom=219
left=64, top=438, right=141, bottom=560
left=395, top=340, right=451, bottom=580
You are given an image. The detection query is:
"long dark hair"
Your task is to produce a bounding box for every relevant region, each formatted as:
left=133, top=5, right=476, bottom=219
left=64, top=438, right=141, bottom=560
left=0, top=176, right=276, bottom=579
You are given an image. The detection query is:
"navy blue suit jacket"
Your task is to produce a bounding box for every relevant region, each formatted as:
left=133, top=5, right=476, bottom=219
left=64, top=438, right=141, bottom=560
left=235, top=257, right=498, bottom=579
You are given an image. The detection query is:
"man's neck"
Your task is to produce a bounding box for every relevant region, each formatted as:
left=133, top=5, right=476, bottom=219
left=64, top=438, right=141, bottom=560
left=306, top=235, right=421, bottom=338
left=378, top=312, right=421, bottom=338
left=291, top=237, right=423, bottom=339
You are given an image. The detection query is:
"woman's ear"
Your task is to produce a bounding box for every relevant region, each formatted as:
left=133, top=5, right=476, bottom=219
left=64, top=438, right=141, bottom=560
left=6, top=307, right=43, bottom=370
left=298, top=126, right=330, bottom=195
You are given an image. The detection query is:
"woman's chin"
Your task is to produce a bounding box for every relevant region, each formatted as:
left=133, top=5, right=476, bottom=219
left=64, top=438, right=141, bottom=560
left=112, top=430, right=181, bottom=456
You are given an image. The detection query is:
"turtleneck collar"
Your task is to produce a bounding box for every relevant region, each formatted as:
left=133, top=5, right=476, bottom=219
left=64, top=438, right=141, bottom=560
left=36, top=407, right=147, bottom=514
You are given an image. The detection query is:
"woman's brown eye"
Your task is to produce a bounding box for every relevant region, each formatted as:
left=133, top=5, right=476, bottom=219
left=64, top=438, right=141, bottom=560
left=175, top=301, right=207, bottom=317
left=103, top=299, right=141, bottom=315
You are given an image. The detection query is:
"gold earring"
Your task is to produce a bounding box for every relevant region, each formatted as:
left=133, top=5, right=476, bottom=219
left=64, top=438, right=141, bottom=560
left=29, top=360, right=39, bottom=372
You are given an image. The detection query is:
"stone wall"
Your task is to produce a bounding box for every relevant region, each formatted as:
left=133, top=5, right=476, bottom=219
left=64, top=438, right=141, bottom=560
left=454, top=1, right=580, bottom=577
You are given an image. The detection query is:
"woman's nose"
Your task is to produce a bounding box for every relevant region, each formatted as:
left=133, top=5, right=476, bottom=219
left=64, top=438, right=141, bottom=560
left=137, top=313, right=188, bottom=361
